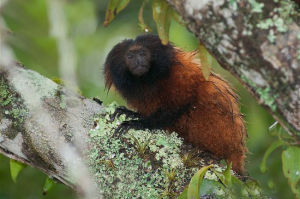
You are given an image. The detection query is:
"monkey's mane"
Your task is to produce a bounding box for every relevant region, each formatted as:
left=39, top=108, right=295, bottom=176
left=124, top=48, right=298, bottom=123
left=104, top=34, right=175, bottom=100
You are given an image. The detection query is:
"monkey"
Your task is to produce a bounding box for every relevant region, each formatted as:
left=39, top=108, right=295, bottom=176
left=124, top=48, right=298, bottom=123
left=104, top=34, right=247, bottom=174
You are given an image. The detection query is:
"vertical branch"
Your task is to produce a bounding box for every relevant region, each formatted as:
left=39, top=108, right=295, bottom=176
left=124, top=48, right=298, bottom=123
left=47, top=0, right=78, bottom=88
left=46, top=1, right=100, bottom=198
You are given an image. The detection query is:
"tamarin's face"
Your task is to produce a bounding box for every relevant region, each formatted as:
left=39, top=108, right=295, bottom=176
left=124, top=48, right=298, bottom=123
left=125, top=45, right=151, bottom=76
left=104, top=34, right=175, bottom=98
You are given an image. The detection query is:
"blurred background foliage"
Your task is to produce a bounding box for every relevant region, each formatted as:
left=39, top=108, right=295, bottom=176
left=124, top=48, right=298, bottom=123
left=0, top=0, right=294, bottom=198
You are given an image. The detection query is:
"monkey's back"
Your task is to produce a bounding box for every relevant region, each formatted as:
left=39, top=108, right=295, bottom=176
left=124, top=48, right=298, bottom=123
left=173, top=72, right=247, bottom=174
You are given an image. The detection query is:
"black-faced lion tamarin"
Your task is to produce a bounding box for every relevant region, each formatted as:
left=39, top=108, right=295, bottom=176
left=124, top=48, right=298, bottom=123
left=104, top=34, right=247, bottom=174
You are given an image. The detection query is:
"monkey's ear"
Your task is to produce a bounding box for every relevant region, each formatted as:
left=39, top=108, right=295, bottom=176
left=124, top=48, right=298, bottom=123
left=104, top=67, right=113, bottom=92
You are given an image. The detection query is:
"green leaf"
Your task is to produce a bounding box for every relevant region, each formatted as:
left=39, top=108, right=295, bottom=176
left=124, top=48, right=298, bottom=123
left=199, top=179, right=224, bottom=197
left=213, top=166, right=245, bottom=197
left=212, top=162, right=233, bottom=187
left=104, top=0, right=130, bottom=27
left=223, top=162, right=232, bottom=185
left=187, top=165, right=212, bottom=199
left=152, top=0, right=172, bottom=45
left=177, top=187, right=188, bottom=199
left=260, top=140, right=284, bottom=173
left=230, top=174, right=247, bottom=197
left=138, top=0, right=152, bottom=32
left=171, top=9, right=185, bottom=26
left=42, top=176, right=56, bottom=195
left=282, top=146, right=300, bottom=198
left=198, top=44, right=212, bottom=80
left=10, top=159, right=26, bottom=183
left=213, top=165, right=266, bottom=198
left=179, top=179, right=225, bottom=199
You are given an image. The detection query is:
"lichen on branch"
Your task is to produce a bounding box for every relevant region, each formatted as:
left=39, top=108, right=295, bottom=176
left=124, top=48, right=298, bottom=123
left=87, top=103, right=266, bottom=199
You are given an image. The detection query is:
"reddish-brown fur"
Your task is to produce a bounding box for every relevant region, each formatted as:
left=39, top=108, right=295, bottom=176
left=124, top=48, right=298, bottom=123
left=124, top=49, right=247, bottom=174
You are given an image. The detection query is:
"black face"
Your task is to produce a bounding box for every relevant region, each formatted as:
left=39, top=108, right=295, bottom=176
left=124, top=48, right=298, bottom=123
left=125, top=46, right=151, bottom=76
left=104, top=34, right=175, bottom=99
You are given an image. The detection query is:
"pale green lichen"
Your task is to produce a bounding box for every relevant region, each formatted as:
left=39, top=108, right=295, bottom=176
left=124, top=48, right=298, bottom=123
left=249, top=0, right=264, bottom=13
left=228, top=0, right=239, bottom=11
left=87, top=103, right=267, bottom=199
left=241, top=75, right=277, bottom=111
left=59, top=94, right=67, bottom=109
left=256, top=0, right=298, bottom=43
left=0, top=78, right=12, bottom=107
left=25, top=69, right=58, bottom=98
left=0, top=77, right=28, bottom=130
left=256, top=87, right=277, bottom=111
left=267, top=29, right=276, bottom=43
left=88, top=103, right=200, bottom=198
left=257, top=15, right=288, bottom=42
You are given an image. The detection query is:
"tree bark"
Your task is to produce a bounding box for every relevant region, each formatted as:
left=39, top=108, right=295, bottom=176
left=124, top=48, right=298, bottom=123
left=0, top=61, right=102, bottom=197
left=0, top=61, right=267, bottom=199
left=0, top=61, right=214, bottom=198
left=167, top=0, right=300, bottom=136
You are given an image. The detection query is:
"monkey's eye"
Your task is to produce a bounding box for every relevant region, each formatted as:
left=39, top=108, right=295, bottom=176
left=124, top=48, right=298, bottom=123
left=127, top=54, right=133, bottom=59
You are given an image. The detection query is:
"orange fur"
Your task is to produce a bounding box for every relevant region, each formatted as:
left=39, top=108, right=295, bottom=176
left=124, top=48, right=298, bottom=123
left=126, top=49, right=247, bottom=174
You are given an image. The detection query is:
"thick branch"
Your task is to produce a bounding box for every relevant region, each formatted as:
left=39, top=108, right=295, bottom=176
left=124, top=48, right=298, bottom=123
left=0, top=62, right=267, bottom=198
left=0, top=62, right=211, bottom=198
left=0, top=62, right=102, bottom=194
left=167, top=0, right=300, bottom=135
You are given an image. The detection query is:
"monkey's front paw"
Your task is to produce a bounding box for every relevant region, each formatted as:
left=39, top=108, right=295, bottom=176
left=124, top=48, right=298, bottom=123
left=92, top=97, right=103, bottom=105
left=114, top=120, right=144, bottom=135
left=110, top=106, right=141, bottom=122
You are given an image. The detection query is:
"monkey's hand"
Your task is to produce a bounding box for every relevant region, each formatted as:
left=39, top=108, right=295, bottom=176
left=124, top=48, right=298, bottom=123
left=92, top=97, right=103, bottom=105
left=110, top=106, right=142, bottom=122
left=114, top=103, right=191, bottom=135
left=114, top=119, right=145, bottom=135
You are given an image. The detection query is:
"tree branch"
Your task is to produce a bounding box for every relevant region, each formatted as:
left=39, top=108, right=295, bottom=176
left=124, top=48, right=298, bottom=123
left=0, top=61, right=202, bottom=198
left=0, top=62, right=101, bottom=197
left=167, top=0, right=300, bottom=136
left=0, top=61, right=268, bottom=198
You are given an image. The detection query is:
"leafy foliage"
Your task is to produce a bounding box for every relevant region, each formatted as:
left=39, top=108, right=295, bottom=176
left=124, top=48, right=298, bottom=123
left=138, top=0, right=152, bottom=32
left=104, top=0, right=131, bottom=27
left=42, top=177, right=56, bottom=195
left=9, top=159, right=26, bottom=183
left=187, top=165, right=212, bottom=199
left=178, top=163, right=267, bottom=199
left=152, top=0, right=172, bottom=45
left=282, top=147, right=300, bottom=199
left=260, top=140, right=284, bottom=173
left=260, top=123, right=300, bottom=199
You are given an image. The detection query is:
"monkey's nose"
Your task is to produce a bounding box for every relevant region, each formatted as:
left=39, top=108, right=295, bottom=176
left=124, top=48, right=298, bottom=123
left=135, top=57, right=143, bottom=66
